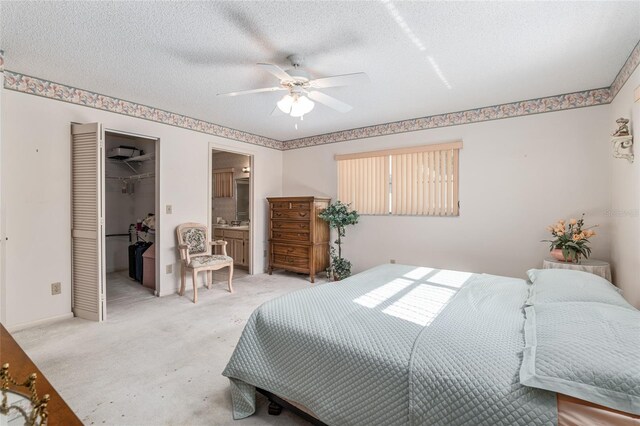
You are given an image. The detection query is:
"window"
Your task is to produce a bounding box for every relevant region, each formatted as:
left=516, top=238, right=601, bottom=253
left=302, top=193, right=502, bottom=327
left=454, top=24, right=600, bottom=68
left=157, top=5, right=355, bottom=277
left=213, top=168, right=234, bottom=198
left=335, top=141, right=461, bottom=216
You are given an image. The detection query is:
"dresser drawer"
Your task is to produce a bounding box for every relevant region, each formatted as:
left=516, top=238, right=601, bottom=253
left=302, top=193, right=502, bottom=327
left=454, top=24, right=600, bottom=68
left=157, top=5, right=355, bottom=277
left=213, top=229, right=224, bottom=238
left=271, top=243, right=309, bottom=258
left=271, top=209, right=312, bottom=221
left=272, top=221, right=310, bottom=231
left=271, top=201, right=311, bottom=210
left=272, top=254, right=309, bottom=270
left=271, top=230, right=310, bottom=242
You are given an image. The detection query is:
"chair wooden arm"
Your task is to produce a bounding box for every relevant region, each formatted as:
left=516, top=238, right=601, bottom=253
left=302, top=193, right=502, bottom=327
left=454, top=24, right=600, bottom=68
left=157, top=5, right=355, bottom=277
left=178, top=243, right=190, bottom=264
left=211, top=240, right=228, bottom=256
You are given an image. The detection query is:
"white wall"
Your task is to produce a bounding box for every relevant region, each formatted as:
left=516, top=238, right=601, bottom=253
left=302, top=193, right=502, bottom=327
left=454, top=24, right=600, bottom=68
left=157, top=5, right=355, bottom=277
left=608, top=65, right=640, bottom=307
left=283, top=105, right=613, bottom=284
left=0, top=89, right=282, bottom=328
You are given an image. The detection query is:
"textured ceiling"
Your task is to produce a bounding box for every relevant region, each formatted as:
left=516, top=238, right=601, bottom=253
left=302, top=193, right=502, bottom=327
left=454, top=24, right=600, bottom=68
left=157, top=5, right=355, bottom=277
left=1, top=1, right=639, bottom=141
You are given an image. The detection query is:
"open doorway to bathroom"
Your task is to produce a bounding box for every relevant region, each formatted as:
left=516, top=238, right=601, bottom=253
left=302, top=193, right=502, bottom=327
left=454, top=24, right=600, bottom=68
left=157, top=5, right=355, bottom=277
left=104, top=131, right=158, bottom=316
left=209, top=149, right=253, bottom=282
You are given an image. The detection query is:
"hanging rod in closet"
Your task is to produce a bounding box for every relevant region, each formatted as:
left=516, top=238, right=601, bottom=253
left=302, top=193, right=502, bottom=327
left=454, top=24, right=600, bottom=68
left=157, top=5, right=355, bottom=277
left=105, top=172, right=155, bottom=181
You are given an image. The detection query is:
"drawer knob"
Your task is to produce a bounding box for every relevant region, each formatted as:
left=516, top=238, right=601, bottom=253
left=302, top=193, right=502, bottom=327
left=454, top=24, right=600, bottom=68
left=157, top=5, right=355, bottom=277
left=299, top=212, right=307, bottom=217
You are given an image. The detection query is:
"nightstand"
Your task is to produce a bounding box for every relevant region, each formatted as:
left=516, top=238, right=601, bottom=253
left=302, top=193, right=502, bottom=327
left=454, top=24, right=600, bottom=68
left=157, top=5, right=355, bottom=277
left=542, top=258, right=612, bottom=282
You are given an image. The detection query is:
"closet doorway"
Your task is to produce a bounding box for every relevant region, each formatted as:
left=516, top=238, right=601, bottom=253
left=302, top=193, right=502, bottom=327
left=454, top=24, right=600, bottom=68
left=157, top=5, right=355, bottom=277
left=209, top=148, right=253, bottom=279
left=104, top=131, right=158, bottom=315
left=70, top=123, right=159, bottom=322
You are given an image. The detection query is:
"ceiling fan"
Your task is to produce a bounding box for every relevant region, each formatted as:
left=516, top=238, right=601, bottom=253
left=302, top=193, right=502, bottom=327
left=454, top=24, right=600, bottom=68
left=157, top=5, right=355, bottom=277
left=217, top=54, right=369, bottom=119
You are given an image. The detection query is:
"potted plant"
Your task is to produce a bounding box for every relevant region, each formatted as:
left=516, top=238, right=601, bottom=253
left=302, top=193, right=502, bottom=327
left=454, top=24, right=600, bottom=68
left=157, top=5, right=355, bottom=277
left=318, top=201, right=360, bottom=281
left=542, top=214, right=598, bottom=263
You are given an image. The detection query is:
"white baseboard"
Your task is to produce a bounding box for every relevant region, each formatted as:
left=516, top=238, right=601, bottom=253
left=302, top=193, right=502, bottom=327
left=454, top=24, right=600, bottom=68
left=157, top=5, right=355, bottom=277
left=5, top=312, right=74, bottom=332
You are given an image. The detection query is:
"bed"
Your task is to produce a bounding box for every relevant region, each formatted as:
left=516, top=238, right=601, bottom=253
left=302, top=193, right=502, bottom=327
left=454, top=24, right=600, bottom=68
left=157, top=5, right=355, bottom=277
left=223, top=264, right=639, bottom=425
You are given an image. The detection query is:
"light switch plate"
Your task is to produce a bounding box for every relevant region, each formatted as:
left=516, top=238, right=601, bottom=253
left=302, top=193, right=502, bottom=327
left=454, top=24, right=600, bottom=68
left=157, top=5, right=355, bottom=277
left=51, top=282, right=61, bottom=295
left=166, top=264, right=173, bottom=274
left=166, top=205, right=173, bottom=214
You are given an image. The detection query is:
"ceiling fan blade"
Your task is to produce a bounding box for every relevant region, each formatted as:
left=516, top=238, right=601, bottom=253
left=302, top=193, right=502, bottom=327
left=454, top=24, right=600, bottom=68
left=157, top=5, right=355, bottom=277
left=270, top=104, right=285, bottom=116
left=217, top=86, right=285, bottom=97
left=257, top=63, right=292, bottom=81
left=307, top=91, right=353, bottom=113
left=308, top=72, right=369, bottom=89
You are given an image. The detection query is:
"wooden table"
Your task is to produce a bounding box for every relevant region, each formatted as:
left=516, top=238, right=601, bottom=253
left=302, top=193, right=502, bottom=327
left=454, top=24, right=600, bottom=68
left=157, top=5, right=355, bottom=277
left=0, top=324, right=82, bottom=425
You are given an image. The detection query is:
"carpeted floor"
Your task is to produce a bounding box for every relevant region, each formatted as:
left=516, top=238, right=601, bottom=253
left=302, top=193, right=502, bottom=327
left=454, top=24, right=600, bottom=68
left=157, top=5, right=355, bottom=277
left=12, top=270, right=323, bottom=425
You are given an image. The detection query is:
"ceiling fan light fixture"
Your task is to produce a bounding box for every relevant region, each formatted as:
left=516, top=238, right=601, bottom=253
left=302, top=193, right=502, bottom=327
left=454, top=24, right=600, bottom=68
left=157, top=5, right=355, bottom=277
left=277, top=94, right=294, bottom=113
left=289, top=95, right=315, bottom=117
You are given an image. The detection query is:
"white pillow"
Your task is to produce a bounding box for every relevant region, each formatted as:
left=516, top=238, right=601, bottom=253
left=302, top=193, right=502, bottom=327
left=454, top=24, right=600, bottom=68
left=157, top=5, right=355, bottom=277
left=526, top=268, right=632, bottom=309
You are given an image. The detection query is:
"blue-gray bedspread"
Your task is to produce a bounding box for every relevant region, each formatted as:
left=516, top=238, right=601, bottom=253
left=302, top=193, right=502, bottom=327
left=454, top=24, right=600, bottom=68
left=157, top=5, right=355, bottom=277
left=223, top=264, right=556, bottom=425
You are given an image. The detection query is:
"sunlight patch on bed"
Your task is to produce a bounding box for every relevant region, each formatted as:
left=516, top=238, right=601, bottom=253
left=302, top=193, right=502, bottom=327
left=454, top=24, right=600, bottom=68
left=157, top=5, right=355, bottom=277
left=402, top=267, right=434, bottom=280
left=427, top=270, right=473, bottom=289
left=382, top=284, right=457, bottom=326
left=353, top=278, right=414, bottom=308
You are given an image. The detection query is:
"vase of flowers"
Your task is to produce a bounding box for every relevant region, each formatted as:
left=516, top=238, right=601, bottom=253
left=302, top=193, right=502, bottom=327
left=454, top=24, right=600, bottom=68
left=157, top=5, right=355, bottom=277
left=542, top=214, right=597, bottom=263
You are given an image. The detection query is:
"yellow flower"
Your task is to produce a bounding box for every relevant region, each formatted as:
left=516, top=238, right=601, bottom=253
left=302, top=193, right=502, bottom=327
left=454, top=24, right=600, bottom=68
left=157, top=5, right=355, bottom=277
left=572, top=233, right=582, bottom=241
left=558, top=219, right=565, bottom=224
left=547, top=226, right=554, bottom=232
left=569, top=218, right=577, bottom=225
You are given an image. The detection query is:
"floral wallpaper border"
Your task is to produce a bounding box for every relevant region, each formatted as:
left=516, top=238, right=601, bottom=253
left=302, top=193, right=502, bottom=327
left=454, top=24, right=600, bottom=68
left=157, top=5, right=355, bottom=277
left=610, top=40, right=640, bottom=100
left=284, top=88, right=612, bottom=149
left=2, top=39, right=638, bottom=151
left=3, top=71, right=284, bottom=150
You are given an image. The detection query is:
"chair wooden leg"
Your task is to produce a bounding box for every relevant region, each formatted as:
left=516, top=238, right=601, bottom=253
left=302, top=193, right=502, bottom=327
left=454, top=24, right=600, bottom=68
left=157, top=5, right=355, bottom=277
left=192, top=270, right=198, bottom=303
left=179, top=264, right=186, bottom=296
left=228, top=263, right=234, bottom=293
left=207, top=271, right=212, bottom=290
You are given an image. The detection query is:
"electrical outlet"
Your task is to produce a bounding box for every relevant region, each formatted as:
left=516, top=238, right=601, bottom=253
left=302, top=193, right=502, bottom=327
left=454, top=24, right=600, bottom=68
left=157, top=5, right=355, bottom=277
left=263, top=249, right=267, bottom=257
left=390, top=259, right=396, bottom=264
left=51, top=282, right=61, bottom=295
left=166, top=264, right=173, bottom=274
left=165, top=204, right=172, bottom=214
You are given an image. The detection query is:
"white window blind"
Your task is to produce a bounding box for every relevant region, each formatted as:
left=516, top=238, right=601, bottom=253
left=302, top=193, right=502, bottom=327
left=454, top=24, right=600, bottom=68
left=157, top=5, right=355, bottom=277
left=213, top=168, right=234, bottom=198
left=335, top=141, right=461, bottom=216
left=337, top=156, right=389, bottom=214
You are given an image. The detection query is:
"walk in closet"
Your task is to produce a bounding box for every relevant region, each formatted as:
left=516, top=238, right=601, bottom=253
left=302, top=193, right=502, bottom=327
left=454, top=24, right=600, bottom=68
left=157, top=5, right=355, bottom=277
left=104, top=131, right=157, bottom=311
left=71, top=122, right=160, bottom=321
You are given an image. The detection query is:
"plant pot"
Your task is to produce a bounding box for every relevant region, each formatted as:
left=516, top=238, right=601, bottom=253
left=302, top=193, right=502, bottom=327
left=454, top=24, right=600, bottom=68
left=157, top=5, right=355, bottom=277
left=550, top=248, right=578, bottom=263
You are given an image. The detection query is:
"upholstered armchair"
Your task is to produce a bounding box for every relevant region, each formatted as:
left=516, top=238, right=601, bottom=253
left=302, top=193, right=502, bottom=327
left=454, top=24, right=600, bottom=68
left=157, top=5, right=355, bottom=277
left=176, top=223, right=233, bottom=303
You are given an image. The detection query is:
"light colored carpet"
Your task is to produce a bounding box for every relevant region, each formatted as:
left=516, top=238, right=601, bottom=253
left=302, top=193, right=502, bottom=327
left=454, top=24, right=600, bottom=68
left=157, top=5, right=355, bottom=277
left=12, top=271, right=324, bottom=425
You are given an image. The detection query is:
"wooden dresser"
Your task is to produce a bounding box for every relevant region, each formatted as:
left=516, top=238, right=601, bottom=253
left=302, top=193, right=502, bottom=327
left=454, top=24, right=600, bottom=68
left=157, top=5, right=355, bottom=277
left=267, top=196, right=330, bottom=283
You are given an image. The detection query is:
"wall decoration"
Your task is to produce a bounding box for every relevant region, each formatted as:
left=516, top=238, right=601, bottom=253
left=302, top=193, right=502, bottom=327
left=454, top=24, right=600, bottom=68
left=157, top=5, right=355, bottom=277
left=611, top=117, right=634, bottom=163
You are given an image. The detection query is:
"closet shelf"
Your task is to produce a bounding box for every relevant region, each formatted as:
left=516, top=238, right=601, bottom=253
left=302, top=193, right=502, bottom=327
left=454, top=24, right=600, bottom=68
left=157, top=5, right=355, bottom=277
left=123, top=153, right=154, bottom=163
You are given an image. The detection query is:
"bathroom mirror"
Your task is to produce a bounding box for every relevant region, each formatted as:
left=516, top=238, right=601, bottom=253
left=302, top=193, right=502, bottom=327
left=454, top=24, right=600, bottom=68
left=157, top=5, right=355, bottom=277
left=235, top=178, right=250, bottom=221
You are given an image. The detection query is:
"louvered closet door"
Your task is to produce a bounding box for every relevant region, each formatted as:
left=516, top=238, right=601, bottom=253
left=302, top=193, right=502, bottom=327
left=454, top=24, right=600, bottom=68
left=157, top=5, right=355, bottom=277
left=71, top=123, right=105, bottom=321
